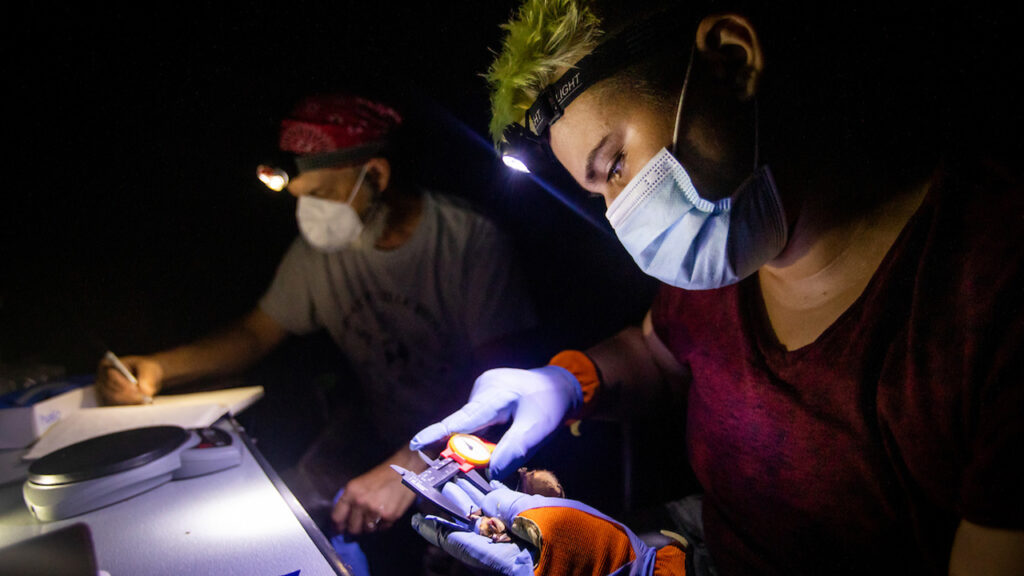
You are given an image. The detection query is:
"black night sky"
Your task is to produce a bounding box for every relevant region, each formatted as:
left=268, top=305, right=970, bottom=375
left=4, top=3, right=658, bottom=378
left=3, top=2, right=1019, bottom=382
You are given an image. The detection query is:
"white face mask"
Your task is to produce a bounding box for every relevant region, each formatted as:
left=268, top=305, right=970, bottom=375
left=605, top=147, right=787, bottom=289
left=296, top=165, right=369, bottom=252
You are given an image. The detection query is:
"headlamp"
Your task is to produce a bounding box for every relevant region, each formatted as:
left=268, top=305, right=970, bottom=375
left=499, top=123, right=549, bottom=173
left=257, top=165, right=292, bottom=192
left=256, top=141, right=389, bottom=192
left=498, top=7, right=685, bottom=174
left=256, top=153, right=298, bottom=192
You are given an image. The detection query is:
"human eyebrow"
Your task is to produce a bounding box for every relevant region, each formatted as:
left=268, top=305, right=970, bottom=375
left=584, top=134, right=611, bottom=184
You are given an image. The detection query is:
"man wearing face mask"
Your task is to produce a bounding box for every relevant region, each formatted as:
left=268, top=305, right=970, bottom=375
left=95, top=93, right=541, bottom=575
left=409, top=1, right=1021, bottom=575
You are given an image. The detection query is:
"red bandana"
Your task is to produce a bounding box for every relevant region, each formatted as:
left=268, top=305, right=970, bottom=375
left=279, top=94, right=402, bottom=155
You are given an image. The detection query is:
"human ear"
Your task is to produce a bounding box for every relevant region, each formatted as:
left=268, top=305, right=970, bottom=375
left=364, top=157, right=391, bottom=192
left=695, top=13, right=764, bottom=100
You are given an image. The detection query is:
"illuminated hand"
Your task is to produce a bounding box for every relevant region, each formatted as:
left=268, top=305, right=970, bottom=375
left=331, top=447, right=421, bottom=536
left=413, top=479, right=686, bottom=576
left=412, top=479, right=535, bottom=575
left=96, top=355, right=162, bottom=405
left=410, top=366, right=582, bottom=479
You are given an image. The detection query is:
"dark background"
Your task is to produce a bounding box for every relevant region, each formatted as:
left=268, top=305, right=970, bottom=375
left=4, top=2, right=1019, bottom=382
left=3, top=2, right=658, bottom=377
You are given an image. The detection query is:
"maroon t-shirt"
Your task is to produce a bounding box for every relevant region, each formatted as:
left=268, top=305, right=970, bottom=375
left=651, top=158, right=1022, bottom=575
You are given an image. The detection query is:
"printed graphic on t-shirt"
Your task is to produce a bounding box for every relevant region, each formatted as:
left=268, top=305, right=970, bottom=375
left=337, top=289, right=467, bottom=432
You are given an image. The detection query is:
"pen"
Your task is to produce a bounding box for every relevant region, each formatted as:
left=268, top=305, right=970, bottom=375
left=104, top=350, right=153, bottom=404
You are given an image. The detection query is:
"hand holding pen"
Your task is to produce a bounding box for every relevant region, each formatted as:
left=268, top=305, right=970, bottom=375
left=98, top=351, right=158, bottom=405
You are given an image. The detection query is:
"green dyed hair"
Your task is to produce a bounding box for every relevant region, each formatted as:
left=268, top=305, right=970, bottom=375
left=485, top=0, right=604, bottom=146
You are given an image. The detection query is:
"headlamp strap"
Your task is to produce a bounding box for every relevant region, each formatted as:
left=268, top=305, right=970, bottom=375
left=524, top=6, right=685, bottom=137
left=528, top=67, right=585, bottom=136
left=295, top=141, right=388, bottom=173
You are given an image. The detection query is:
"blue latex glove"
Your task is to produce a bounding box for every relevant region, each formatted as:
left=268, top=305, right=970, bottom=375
left=410, top=367, right=582, bottom=479
left=330, top=489, right=372, bottom=576
left=412, top=479, right=668, bottom=576
left=412, top=480, right=536, bottom=576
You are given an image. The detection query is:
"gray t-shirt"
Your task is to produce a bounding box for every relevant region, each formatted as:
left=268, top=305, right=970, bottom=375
left=259, top=191, right=538, bottom=439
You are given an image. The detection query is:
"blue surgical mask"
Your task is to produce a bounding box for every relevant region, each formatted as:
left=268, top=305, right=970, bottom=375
left=605, top=147, right=787, bottom=289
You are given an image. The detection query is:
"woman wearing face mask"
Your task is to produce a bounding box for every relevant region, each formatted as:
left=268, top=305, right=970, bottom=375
left=410, top=1, right=1022, bottom=575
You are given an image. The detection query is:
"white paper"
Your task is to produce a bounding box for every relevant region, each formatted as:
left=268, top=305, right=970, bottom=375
left=154, top=386, right=264, bottom=415
left=22, top=386, right=264, bottom=460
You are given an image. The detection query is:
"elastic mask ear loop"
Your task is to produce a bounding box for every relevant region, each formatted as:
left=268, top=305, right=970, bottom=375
left=345, top=164, right=370, bottom=205
left=670, top=47, right=697, bottom=158
left=671, top=47, right=760, bottom=171
left=753, top=98, right=760, bottom=170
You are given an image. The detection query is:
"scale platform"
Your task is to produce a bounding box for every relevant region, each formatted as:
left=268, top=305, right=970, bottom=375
left=23, top=425, right=242, bottom=521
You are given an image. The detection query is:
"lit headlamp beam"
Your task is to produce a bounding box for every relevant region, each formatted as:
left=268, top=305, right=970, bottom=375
left=501, top=155, right=531, bottom=173
left=517, top=169, right=613, bottom=236
left=257, top=165, right=289, bottom=192
left=398, top=98, right=616, bottom=238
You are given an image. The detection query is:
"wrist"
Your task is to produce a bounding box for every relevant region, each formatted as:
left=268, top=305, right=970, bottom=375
left=547, top=350, right=602, bottom=426
left=147, top=353, right=175, bottom=386
left=393, top=445, right=429, bottom=472
left=130, top=355, right=166, bottom=395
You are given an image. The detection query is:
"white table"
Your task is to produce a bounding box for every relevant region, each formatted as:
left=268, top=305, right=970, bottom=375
left=0, top=418, right=350, bottom=576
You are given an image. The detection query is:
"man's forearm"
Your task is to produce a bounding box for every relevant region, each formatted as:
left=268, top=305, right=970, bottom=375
left=150, top=310, right=287, bottom=389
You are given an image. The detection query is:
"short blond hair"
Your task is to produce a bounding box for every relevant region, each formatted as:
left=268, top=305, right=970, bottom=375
left=485, top=0, right=604, bottom=146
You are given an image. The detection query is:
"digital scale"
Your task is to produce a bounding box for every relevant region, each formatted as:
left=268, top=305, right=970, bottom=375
left=23, top=425, right=242, bottom=521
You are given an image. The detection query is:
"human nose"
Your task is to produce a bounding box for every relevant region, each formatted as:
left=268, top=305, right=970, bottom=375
left=600, top=182, right=628, bottom=209
left=285, top=182, right=307, bottom=198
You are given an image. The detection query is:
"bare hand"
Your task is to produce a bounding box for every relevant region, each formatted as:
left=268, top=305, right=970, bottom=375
left=331, top=448, right=421, bottom=536
left=96, top=355, right=163, bottom=405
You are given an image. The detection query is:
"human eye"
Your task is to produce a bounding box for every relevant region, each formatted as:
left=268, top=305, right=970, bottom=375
left=606, top=151, right=625, bottom=183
